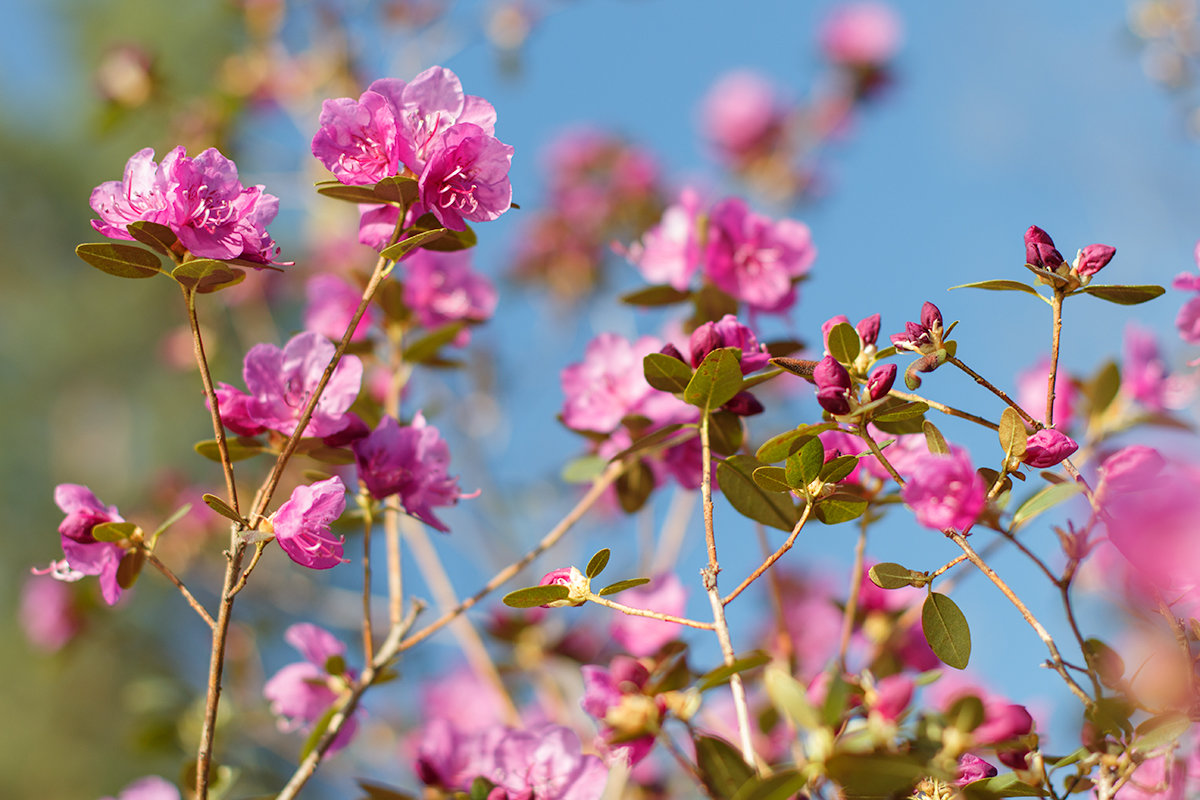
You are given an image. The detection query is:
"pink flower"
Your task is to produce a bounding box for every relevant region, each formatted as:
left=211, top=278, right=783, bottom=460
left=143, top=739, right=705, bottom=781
left=225, top=331, right=363, bottom=438
left=20, top=574, right=81, bottom=652
left=264, top=623, right=360, bottom=753
left=901, top=448, right=985, bottom=531
left=954, top=754, right=998, bottom=786
left=1016, top=356, right=1076, bottom=428
left=402, top=250, right=498, bottom=344
left=1176, top=295, right=1200, bottom=344
left=351, top=413, right=465, bottom=532
left=91, top=146, right=282, bottom=264
left=1123, top=323, right=1170, bottom=411
left=704, top=197, right=816, bottom=313
left=700, top=70, right=783, bottom=158
left=687, top=314, right=771, bottom=374
left=560, top=333, right=662, bottom=433
left=42, top=484, right=126, bottom=605
left=1076, top=243, right=1116, bottom=277
left=417, top=123, right=514, bottom=231
left=311, top=89, right=401, bottom=185
left=621, top=188, right=702, bottom=290
left=973, top=702, right=1034, bottom=745
left=304, top=274, right=376, bottom=342
left=580, top=657, right=657, bottom=766
left=870, top=674, right=914, bottom=722
left=270, top=476, right=348, bottom=569
left=611, top=573, right=687, bottom=656
left=819, top=2, right=903, bottom=67
left=487, top=725, right=608, bottom=800
left=1022, top=429, right=1078, bottom=468
left=99, top=776, right=181, bottom=800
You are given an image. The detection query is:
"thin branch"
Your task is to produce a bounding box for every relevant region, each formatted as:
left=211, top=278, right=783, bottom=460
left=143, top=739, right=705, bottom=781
left=146, top=552, right=214, bottom=630
left=837, top=522, right=869, bottom=672
left=183, top=286, right=240, bottom=515
left=889, top=389, right=999, bottom=431
left=587, top=593, right=715, bottom=630
left=226, top=541, right=266, bottom=599
left=1047, top=290, right=1065, bottom=426
left=947, top=355, right=1039, bottom=429
left=361, top=506, right=375, bottom=665
left=721, top=501, right=813, bottom=606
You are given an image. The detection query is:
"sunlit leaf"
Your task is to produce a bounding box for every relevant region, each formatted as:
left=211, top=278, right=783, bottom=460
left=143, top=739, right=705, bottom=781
left=380, top=227, right=449, bottom=261
left=502, top=584, right=569, bottom=608
left=922, top=592, right=971, bottom=669
left=752, top=465, right=792, bottom=494
left=202, top=494, right=244, bottom=525
left=684, top=348, right=743, bottom=412
left=402, top=321, right=466, bottom=364
left=1133, top=712, right=1191, bottom=753
left=786, top=437, right=825, bottom=487
left=923, top=420, right=949, bottom=455
left=75, top=242, right=162, bottom=278
left=998, top=407, right=1027, bottom=459
left=949, top=279, right=1042, bottom=298
left=586, top=548, right=610, bottom=579
left=695, top=651, right=770, bottom=692
left=717, top=455, right=800, bottom=532
left=644, top=352, right=693, bottom=393
left=93, top=521, right=139, bottom=542
left=1010, top=481, right=1083, bottom=531
left=694, top=734, right=754, bottom=799
left=868, top=562, right=917, bottom=590
left=826, top=322, right=860, bottom=365
left=598, top=577, right=650, bottom=596
left=1081, top=284, right=1165, bottom=305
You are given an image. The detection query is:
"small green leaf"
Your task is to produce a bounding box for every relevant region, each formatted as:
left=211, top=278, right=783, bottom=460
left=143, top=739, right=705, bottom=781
left=729, top=770, right=808, bottom=800
left=820, top=668, right=851, bottom=727
left=717, top=455, right=801, bottom=532
left=873, top=400, right=929, bottom=423
left=586, top=549, right=611, bottom=579
left=152, top=502, right=194, bottom=541
left=819, top=454, right=860, bottom=484
left=380, top=227, right=449, bottom=261
left=116, top=548, right=145, bottom=590
left=1086, top=695, right=1134, bottom=737
left=407, top=212, right=477, bottom=251
left=709, top=411, right=744, bottom=457
left=949, top=279, right=1043, bottom=297
left=1010, top=481, right=1083, bottom=531
left=998, top=407, right=1028, bottom=459
left=962, top=773, right=1048, bottom=800
left=684, top=348, right=743, bottom=412
left=502, top=584, right=570, bottom=608
left=1133, top=712, right=1191, bottom=752
left=194, top=437, right=267, bottom=463
left=756, top=423, right=836, bottom=463
left=825, top=753, right=932, bottom=800
left=127, top=220, right=178, bottom=255
left=598, top=577, right=651, bottom=596
left=401, top=321, right=466, bottom=364
left=1081, top=284, right=1165, bottom=305
left=813, top=492, right=869, bottom=525
left=561, top=455, right=606, bottom=484
left=203, top=494, right=244, bottom=525
left=299, top=705, right=338, bottom=761
left=615, top=459, right=655, bottom=513
left=695, top=651, right=770, bottom=692
left=325, top=654, right=347, bottom=676
left=923, top=420, right=950, bottom=455
left=93, top=521, right=139, bottom=542
left=644, top=352, right=693, bottom=393
left=75, top=242, right=162, bottom=278
left=752, top=465, right=793, bottom=494
left=946, top=694, right=985, bottom=732
left=764, top=663, right=820, bottom=729
left=868, top=562, right=917, bottom=590
left=694, top=734, right=755, bottom=799
left=468, top=776, right=498, bottom=800
left=826, top=322, right=861, bottom=365
left=171, top=259, right=245, bottom=293
left=786, top=437, right=825, bottom=487
left=621, top=284, right=691, bottom=306
left=922, top=592, right=971, bottom=669
left=374, top=175, right=421, bottom=206
left=1087, top=360, right=1121, bottom=417
left=1082, top=638, right=1125, bottom=689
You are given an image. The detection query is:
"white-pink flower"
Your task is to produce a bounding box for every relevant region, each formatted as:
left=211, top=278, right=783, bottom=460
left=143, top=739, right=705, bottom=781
left=621, top=188, right=703, bottom=290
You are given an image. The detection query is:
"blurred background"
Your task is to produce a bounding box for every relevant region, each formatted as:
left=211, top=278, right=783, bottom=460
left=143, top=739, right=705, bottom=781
left=4, top=0, right=1200, bottom=797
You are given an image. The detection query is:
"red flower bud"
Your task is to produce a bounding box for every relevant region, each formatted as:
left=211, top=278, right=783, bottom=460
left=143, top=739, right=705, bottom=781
left=1024, top=225, right=1064, bottom=268
left=1076, top=243, right=1115, bottom=277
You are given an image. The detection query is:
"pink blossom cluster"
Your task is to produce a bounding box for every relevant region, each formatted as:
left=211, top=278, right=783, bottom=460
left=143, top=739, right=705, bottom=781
left=311, top=66, right=513, bottom=233
left=263, top=623, right=362, bottom=753
left=90, top=146, right=281, bottom=264
left=1174, top=242, right=1200, bottom=344
left=622, top=189, right=816, bottom=314
left=401, top=250, right=499, bottom=346
left=512, top=127, right=664, bottom=299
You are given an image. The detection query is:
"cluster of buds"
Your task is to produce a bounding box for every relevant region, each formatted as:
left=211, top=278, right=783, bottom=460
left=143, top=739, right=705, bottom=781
left=811, top=313, right=897, bottom=417
left=890, top=301, right=953, bottom=389
left=1024, top=225, right=1116, bottom=291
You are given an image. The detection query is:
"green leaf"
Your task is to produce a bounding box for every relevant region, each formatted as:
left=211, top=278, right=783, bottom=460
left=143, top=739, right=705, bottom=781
left=922, top=592, right=971, bottom=669
left=586, top=548, right=610, bottom=579
left=868, top=562, right=918, bottom=590
left=1087, top=360, right=1121, bottom=417
left=923, top=420, right=949, bottom=455
left=949, top=279, right=1043, bottom=297
left=621, top=284, right=692, bottom=306
left=756, top=423, right=835, bottom=463
left=194, top=437, right=268, bottom=463
left=299, top=704, right=338, bottom=761
left=561, top=454, right=606, bottom=484
left=502, top=584, right=570, bottom=608
left=825, top=753, right=931, bottom=800
left=695, top=734, right=755, bottom=799
left=873, top=400, right=929, bottom=423
left=962, top=773, right=1048, bottom=800
left=1082, top=284, right=1165, bottom=305
left=729, top=770, right=808, bottom=800
left=202, top=494, right=244, bottom=525
left=1010, top=481, right=1083, bottom=531
left=1082, top=638, right=1125, bottom=689
left=152, top=502, right=194, bottom=540
left=402, top=321, right=466, bottom=364
left=644, top=352, right=693, bottom=393
left=598, top=577, right=651, bottom=596
left=819, top=454, right=860, bottom=484
left=75, top=242, right=162, bottom=279
left=616, top=459, right=655, bottom=513
left=355, top=779, right=420, bottom=800
left=325, top=654, right=347, bottom=676
left=468, top=776, right=498, bottom=800
left=826, top=322, right=861, bottom=365
left=171, top=259, right=245, bottom=293
left=764, top=663, right=820, bottom=729
left=1086, top=695, right=1134, bottom=737
left=1133, top=711, right=1191, bottom=752
left=608, top=423, right=688, bottom=461
left=315, top=175, right=419, bottom=206
left=709, top=411, right=744, bottom=457
left=787, top=437, right=825, bottom=487
left=408, top=212, right=477, bottom=251
left=998, top=407, right=1028, bottom=459
left=813, top=492, right=869, bottom=525
left=684, top=348, right=743, bottom=412
left=380, top=227, right=449, bottom=261
left=92, top=521, right=139, bottom=542
left=820, top=669, right=851, bottom=727
left=946, top=694, right=985, bottom=732
left=127, top=220, right=178, bottom=255
left=695, top=651, right=770, bottom=692
left=717, top=455, right=801, bottom=532
left=752, top=466, right=792, bottom=494
left=116, top=548, right=145, bottom=590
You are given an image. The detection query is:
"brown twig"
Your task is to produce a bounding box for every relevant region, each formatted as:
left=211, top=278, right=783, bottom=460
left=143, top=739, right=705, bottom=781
left=721, top=502, right=813, bottom=606
left=146, top=552, right=215, bottom=630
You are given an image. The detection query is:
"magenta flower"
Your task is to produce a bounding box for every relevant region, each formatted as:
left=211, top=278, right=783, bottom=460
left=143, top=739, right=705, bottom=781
left=1022, top=428, right=1078, bottom=468
left=416, top=720, right=508, bottom=791
left=1123, top=323, right=1171, bottom=411
left=304, top=274, right=377, bottom=342
left=704, top=197, right=816, bottom=313
left=263, top=623, right=360, bottom=754
left=560, top=333, right=662, bottom=433
left=580, top=657, right=657, bottom=767
left=814, top=355, right=853, bottom=415
left=41, top=484, right=126, bottom=605
left=99, top=776, right=181, bottom=800
left=402, top=250, right=499, bottom=344
left=973, top=702, right=1034, bottom=745
left=91, top=146, right=281, bottom=264
left=622, top=188, right=703, bottom=290
left=1023, top=225, right=1064, bottom=268
left=700, top=70, right=783, bottom=158
left=890, top=301, right=943, bottom=352
left=311, top=89, right=401, bottom=185
left=417, top=123, right=514, bottom=231
left=954, top=754, right=998, bottom=786
left=351, top=413, right=465, bottom=533
left=867, top=363, right=896, bottom=401
left=20, top=574, right=81, bottom=652
left=486, top=725, right=608, bottom=800
left=1016, top=356, right=1076, bottom=428
left=1076, top=243, right=1116, bottom=277
left=819, top=2, right=902, bottom=67
left=869, top=674, right=914, bottom=722
left=270, top=476, right=348, bottom=569
left=901, top=448, right=985, bottom=531
left=222, top=331, right=363, bottom=439
left=610, top=573, right=687, bottom=656
left=687, top=314, right=771, bottom=374
left=1176, top=296, right=1200, bottom=344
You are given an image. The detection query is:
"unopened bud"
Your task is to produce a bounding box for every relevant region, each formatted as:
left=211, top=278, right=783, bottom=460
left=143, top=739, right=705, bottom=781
left=1076, top=243, right=1115, bottom=277
left=1024, top=225, right=1064, bottom=268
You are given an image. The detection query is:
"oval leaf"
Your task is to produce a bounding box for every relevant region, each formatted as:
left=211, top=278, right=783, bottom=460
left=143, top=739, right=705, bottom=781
left=586, top=548, right=611, bottom=579
left=616, top=460, right=655, bottom=513
left=171, top=259, right=244, bottom=292
left=923, top=592, right=971, bottom=669
left=116, top=548, right=145, bottom=590
left=202, top=493, right=244, bottom=525
left=1133, top=712, right=1191, bottom=753
left=709, top=410, right=744, bottom=457
left=949, top=279, right=1042, bottom=297
left=695, top=651, right=770, bottom=692
left=402, top=321, right=467, bottom=364
left=756, top=423, right=835, bottom=463
left=764, top=663, right=820, bottom=730
left=380, top=227, right=450, bottom=261
left=562, top=455, right=606, bottom=484
left=869, top=562, right=918, bottom=590
left=684, top=348, right=743, bottom=412
left=502, top=584, right=570, bottom=608
left=694, top=734, right=755, bottom=799
left=92, top=521, right=139, bottom=543
left=717, top=455, right=800, bottom=532
left=1082, top=284, right=1165, bottom=305
left=194, top=437, right=267, bottom=463
left=644, top=352, right=693, bottom=393
left=1010, top=481, right=1083, bottom=531
left=819, top=454, right=860, bottom=484
left=873, top=400, right=930, bottom=423
left=730, top=770, right=808, bottom=800
left=752, top=466, right=792, bottom=494
left=813, top=492, right=869, bottom=525
left=923, top=420, right=950, bottom=455
left=998, top=407, right=1028, bottom=458
left=127, top=220, right=179, bottom=255
left=826, top=322, right=861, bottom=365
left=598, top=577, right=651, bottom=596
left=75, top=242, right=162, bottom=278
left=621, top=284, right=691, bottom=306
left=786, top=437, right=825, bottom=488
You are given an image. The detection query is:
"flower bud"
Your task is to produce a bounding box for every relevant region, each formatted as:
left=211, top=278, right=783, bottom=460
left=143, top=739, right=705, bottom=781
left=1021, top=429, right=1078, bottom=468
left=1024, top=225, right=1064, bottom=268
left=973, top=703, right=1033, bottom=744
left=955, top=754, right=998, bottom=786
left=722, top=391, right=765, bottom=416
left=659, top=342, right=687, bottom=363
left=1076, top=243, right=1115, bottom=277
left=867, top=363, right=896, bottom=401
left=539, top=566, right=589, bottom=607
left=814, top=355, right=853, bottom=415
left=688, top=322, right=723, bottom=368
left=856, top=313, right=881, bottom=347
left=920, top=301, right=943, bottom=332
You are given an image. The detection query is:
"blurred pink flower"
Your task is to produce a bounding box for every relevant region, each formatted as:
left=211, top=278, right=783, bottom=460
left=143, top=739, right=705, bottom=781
left=700, top=70, right=784, bottom=158
left=20, top=574, right=81, bottom=652
left=304, top=274, right=376, bottom=342
left=901, top=448, right=985, bottom=531
left=270, top=476, right=348, bottom=569
left=955, top=754, right=998, bottom=786
left=1022, top=429, right=1078, bottom=468
left=40, top=484, right=126, bottom=605
left=99, top=776, right=181, bottom=800
left=561, top=333, right=663, bottom=433
left=621, top=188, right=702, bottom=290
left=819, top=2, right=903, bottom=67
left=611, top=573, right=687, bottom=656
left=1016, top=356, right=1076, bottom=428
left=402, top=250, right=498, bottom=344
left=704, top=197, right=816, bottom=313
left=1123, top=323, right=1171, bottom=412
left=263, top=623, right=360, bottom=753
